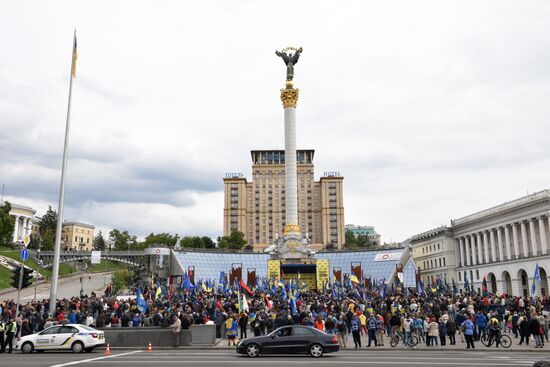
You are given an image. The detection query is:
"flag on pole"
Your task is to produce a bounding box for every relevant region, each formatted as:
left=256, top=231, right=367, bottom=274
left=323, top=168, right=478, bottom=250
left=137, top=288, right=148, bottom=313
left=239, top=279, right=254, bottom=296
left=482, top=276, right=488, bottom=296
left=532, top=262, right=541, bottom=297
left=242, top=293, right=249, bottom=312
left=155, top=286, right=162, bottom=300
left=265, top=294, right=273, bottom=310
left=350, top=274, right=360, bottom=285
left=71, top=33, right=77, bottom=78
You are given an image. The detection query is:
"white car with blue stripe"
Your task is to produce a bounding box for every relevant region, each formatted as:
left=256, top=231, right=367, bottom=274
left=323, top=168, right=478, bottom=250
left=15, top=324, right=105, bottom=353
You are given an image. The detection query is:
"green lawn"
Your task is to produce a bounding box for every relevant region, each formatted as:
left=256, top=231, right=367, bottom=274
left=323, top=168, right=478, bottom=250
left=0, top=265, right=13, bottom=289
left=88, top=259, right=127, bottom=273
left=0, top=246, right=75, bottom=279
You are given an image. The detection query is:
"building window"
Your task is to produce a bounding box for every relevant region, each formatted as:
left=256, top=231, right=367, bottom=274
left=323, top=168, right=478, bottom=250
left=438, top=258, right=442, bottom=267
left=475, top=269, right=479, bottom=280
left=458, top=272, right=461, bottom=281
left=443, top=258, right=446, bottom=267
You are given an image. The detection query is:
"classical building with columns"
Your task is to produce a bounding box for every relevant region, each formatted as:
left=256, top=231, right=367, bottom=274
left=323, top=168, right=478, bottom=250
left=4, top=202, right=37, bottom=244
left=452, top=190, right=550, bottom=297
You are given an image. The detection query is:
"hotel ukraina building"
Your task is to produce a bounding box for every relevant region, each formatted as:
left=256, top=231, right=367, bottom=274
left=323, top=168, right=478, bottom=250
left=411, top=189, right=550, bottom=297
left=223, top=149, right=345, bottom=251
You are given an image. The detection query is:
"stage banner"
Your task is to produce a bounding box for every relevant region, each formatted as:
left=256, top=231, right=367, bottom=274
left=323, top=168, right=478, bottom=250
left=267, top=260, right=281, bottom=283
left=316, top=259, right=330, bottom=292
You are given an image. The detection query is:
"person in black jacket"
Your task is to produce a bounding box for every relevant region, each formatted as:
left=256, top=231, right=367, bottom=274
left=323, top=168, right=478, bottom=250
left=519, top=315, right=530, bottom=345
left=239, top=312, right=248, bottom=339
left=446, top=319, right=457, bottom=345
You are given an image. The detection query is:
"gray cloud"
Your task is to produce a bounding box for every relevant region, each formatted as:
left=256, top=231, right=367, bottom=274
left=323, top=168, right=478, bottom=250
left=1, top=1, right=549, bottom=241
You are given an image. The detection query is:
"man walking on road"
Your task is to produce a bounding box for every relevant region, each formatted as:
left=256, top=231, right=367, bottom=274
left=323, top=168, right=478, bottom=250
left=169, top=315, right=181, bottom=347
left=4, top=317, right=16, bottom=353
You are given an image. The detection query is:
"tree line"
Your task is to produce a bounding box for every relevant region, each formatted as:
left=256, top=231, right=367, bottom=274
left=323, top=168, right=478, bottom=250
left=0, top=202, right=247, bottom=251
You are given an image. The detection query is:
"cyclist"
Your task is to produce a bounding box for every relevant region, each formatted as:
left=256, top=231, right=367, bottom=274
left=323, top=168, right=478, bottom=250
left=488, top=315, right=501, bottom=347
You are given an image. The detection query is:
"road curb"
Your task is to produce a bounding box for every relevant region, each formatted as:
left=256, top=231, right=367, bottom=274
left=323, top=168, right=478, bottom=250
left=101, top=345, right=550, bottom=353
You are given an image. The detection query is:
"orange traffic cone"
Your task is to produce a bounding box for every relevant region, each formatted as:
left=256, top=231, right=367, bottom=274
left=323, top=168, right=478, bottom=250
left=148, top=342, right=152, bottom=352
left=105, top=343, right=111, bottom=355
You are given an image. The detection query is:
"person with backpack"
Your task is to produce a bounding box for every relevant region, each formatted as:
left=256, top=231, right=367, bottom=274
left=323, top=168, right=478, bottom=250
left=351, top=314, right=361, bottom=348
left=367, top=314, right=378, bottom=347
left=336, top=315, right=347, bottom=349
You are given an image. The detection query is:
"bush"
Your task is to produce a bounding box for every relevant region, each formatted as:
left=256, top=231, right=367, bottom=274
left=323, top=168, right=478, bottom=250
left=112, top=269, right=132, bottom=295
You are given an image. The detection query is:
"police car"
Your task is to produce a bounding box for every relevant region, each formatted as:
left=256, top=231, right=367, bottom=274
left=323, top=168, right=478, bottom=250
left=15, top=324, right=105, bottom=353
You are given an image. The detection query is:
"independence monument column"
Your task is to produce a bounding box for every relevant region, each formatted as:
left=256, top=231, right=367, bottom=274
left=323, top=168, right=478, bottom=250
left=276, top=46, right=302, bottom=236
left=272, top=46, right=312, bottom=260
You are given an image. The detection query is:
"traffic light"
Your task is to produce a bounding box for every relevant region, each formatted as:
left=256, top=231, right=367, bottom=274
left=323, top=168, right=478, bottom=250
left=22, top=267, right=33, bottom=288
left=10, top=266, right=21, bottom=288
left=10, top=265, right=33, bottom=289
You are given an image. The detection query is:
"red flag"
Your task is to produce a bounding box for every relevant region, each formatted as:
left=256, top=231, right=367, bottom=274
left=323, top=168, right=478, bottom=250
left=239, top=279, right=253, bottom=296
left=265, top=294, right=273, bottom=310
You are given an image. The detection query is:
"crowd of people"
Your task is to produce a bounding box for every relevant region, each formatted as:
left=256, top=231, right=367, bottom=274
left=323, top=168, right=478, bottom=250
left=1, top=281, right=549, bottom=353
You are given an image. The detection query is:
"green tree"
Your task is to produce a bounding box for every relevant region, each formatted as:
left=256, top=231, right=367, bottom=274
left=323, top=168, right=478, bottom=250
left=357, top=234, right=372, bottom=248
left=112, top=269, right=132, bottom=295
left=93, top=230, right=106, bottom=250
left=39, top=205, right=58, bottom=251
left=109, top=229, right=138, bottom=251
left=144, top=232, right=178, bottom=247
left=345, top=230, right=357, bottom=248
left=217, top=230, right=247, bottom=250
left=0, top=201, right=15, bottom=246
left=202, top=236, right=216, bottom=249
left=179, top=236, right=205, bottom=248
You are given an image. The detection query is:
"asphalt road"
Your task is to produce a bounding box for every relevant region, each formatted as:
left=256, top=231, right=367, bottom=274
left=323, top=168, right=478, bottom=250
left=0, top=349, right=545, bottom=367
left=1, top=272, right=112, bottom=302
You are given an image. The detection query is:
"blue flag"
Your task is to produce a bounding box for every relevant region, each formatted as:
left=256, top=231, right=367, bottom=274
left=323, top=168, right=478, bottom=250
left=532, top=263, right=541, bottom=297
left=290, top=293, right=297, bottom=315
left=137, top=288, right=148, bottom=313
left=282, top=284, right=287, bottom=301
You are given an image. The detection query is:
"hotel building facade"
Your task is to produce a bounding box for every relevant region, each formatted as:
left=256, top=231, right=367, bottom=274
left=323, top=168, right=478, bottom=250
left=223, top=149, right=345, bottom=251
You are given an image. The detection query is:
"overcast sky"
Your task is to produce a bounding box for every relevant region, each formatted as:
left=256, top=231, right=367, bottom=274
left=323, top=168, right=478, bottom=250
left=1, top=1, right=549, bottom=243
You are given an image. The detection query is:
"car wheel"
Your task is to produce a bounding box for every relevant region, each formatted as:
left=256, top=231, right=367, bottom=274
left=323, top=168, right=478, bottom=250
left=72, top=341, right=84, bottom=353
left=246, top=343, right=260, bottom=358
left=309, top=343, right=323, bottom=358
left=21, top=342, right=34, bottom=354
left=84, top=347, right=94, bottom=353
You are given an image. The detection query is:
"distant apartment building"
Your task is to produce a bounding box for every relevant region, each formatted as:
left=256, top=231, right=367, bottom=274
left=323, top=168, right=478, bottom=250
left=410, top=226, right=457, bottom=286
left=61, top=221, right=95, bottom=251
left=345, top=224, right=381, bottom=246
left=223, top=149, right=345, bottom=251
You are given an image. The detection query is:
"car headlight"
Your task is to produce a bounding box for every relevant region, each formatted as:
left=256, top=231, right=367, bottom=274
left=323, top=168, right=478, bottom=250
left=237, top=340, right=244, bottom=346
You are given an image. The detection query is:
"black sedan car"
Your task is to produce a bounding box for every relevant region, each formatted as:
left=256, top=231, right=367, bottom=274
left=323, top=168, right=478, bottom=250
left=236, top=325, right=339, bottom=358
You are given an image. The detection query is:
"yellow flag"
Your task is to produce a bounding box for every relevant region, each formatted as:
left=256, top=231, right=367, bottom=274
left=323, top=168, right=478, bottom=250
left=71, top=33, right=78, bottom=78
left=350, top=274, right=360, bottom=284
left=155, top=287, right=161, bottom=300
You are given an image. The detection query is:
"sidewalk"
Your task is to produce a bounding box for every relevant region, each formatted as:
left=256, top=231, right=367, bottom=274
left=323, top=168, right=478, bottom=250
left=214, top=331, right=550, bottom=352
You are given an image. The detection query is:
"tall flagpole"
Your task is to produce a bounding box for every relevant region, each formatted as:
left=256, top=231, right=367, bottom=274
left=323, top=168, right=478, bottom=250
left=50, top=29, right=77, bottom=315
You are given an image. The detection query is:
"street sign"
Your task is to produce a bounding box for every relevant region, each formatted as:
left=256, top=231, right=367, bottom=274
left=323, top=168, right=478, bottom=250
left=21, top=248, right=29, bottom=261
left=23, top=234, right=30, bottom=247
left=91, top=251, right=101, bottom=264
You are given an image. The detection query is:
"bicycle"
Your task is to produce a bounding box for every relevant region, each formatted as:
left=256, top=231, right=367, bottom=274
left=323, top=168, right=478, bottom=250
left=390, top=331, right=418, bottom=348
left=480, top=331, right=512, bottom=348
